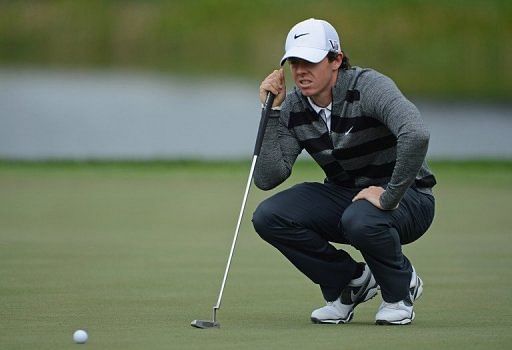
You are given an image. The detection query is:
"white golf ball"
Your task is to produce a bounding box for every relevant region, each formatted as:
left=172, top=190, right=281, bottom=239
left=73, top=329, right=88, bottom=344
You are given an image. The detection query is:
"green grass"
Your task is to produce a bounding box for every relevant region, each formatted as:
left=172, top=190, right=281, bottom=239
left=1, top=161, right=511, bottom=349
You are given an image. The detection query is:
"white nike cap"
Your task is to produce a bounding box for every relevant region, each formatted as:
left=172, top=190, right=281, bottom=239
left=280, top=18, right=341, bottom=66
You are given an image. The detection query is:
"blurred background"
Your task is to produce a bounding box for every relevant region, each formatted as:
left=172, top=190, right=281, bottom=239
left=0, top=0, right=511, bottom=160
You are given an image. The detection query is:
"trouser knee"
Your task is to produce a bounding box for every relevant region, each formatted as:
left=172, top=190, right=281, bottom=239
left=252, top=199, right=277, bottom=242
left=340, top=202, right=382, bottom=250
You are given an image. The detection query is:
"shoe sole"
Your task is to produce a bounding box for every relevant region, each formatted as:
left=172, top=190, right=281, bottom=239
left=310, top=285, right=379, bottom=325
left=311, top=311, right=354, bottom=324
left=375, top=311, right=415, bottom=325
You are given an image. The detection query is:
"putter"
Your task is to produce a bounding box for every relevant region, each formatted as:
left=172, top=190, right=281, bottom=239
left=191, top=92, right=276, bottom=329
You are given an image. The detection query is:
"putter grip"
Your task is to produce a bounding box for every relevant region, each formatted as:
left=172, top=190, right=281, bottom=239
left=253, top=92, right=276, bottom=156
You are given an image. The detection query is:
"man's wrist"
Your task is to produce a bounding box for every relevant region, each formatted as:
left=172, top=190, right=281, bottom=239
left=379, top=192, right=399, bottom=210
left=261, top=104, right=282, bottom=111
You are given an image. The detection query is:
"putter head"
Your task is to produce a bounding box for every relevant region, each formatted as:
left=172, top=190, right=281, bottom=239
left=190, top=320, right=220, bottom=329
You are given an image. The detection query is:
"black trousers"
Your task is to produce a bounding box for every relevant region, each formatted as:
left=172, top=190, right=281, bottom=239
left=252, top=182, right=435, bottom=302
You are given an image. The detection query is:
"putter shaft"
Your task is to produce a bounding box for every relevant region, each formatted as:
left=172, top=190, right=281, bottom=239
left=192, top=92, right=275, bottom=329
left=213, top=154, right=258, bottom=321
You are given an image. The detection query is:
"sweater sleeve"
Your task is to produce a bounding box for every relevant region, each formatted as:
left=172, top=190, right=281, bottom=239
left=253, top=106, right=303, bottom=191
left=360, top=71, right=430, bottom=210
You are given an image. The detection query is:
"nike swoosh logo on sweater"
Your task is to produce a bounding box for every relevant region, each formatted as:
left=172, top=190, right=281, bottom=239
left=344, top=126, right=354, bottom=135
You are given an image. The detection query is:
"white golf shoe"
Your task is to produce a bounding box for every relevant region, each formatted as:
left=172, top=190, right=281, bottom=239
left=311, top=264, right=378, bottom=324
left=375, top=299, right=414, bottom=325
left=375, top=267, right=423, bottom=325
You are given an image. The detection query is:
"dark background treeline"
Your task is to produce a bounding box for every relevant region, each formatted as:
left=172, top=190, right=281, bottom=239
left=1, top=0, right=510, bottom=100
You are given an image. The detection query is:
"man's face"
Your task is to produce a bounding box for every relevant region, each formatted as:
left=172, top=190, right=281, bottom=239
left=288, top=55, right=341, bottom=104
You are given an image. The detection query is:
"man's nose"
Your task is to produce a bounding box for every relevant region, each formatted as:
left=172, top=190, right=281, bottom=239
left=295, top=61, right=308, bottom=73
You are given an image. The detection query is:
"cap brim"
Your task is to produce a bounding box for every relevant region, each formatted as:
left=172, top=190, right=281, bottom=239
left=280, top=47, right=328, bottom=66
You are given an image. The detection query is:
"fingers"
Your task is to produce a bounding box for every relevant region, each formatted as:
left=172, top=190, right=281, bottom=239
left=261, top=70, right=283, bottom=95
left=260, top=68, right=286, bottom=106
left=352, top=188, right=366, bottom=202
left=352, top=186, right=386, bottom=210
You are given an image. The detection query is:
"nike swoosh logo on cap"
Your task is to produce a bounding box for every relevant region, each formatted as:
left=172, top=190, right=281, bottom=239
left=344, top=126, right=354, bottom=135
left=294, top=33, right=309, bottom=39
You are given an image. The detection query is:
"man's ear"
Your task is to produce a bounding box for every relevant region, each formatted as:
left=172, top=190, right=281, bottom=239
left=333, top=53, right=343, bottom=70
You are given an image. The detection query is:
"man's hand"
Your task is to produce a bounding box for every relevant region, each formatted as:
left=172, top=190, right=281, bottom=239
left=352, top=186, right=397, bottom=210
left=260, top=68, right=286, bottom=108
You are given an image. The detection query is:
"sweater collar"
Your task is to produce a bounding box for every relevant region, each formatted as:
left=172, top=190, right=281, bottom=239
left=331, top=68, right=355, bottom=117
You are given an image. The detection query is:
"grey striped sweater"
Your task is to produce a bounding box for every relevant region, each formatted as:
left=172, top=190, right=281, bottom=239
left=254, top=67, right=436, bottom=210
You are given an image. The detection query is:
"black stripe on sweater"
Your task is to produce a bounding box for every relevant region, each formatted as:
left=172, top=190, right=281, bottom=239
left=321, top=161, right=345, bottom=178
left=415, top=175, right=437, bottom=188
left=331, top=116, right=384, bottom=134
left=345, top=161, right=396, bottom=178
left=288, top=110, right=319, bottom=129
left=332, top=135, right=397, bottom=160
left=300, top=133, right=332, bottom=154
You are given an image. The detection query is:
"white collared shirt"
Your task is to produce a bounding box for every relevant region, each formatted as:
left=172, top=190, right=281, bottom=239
left=307, top=97, right=332, bottom=132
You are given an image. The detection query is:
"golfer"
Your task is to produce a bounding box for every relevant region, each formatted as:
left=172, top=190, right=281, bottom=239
left=252, top=18, right=436, bottom=325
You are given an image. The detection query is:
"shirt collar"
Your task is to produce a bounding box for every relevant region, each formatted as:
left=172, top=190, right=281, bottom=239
left=307, top=97, right=332, bottom=114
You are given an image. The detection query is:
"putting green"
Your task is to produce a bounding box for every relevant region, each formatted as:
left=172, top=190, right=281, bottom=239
left=0, top=161, right=511, bottom=349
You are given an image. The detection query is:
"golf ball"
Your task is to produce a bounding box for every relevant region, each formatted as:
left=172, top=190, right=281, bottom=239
left=73, top=330, right=88, bottom=344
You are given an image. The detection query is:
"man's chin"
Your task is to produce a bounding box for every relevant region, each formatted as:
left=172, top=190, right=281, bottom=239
left=298, top=87, right=314, bottom=96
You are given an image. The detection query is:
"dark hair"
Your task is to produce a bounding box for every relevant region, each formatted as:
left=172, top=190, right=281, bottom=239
left=327, top=51, right=351, bottom=69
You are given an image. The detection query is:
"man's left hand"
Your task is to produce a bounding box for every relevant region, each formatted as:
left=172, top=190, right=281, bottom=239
left=352, top=186, right=387, bottom=210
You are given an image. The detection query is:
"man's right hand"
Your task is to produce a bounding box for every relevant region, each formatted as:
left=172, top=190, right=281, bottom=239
left=259, top=68, right=286, bottom=108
